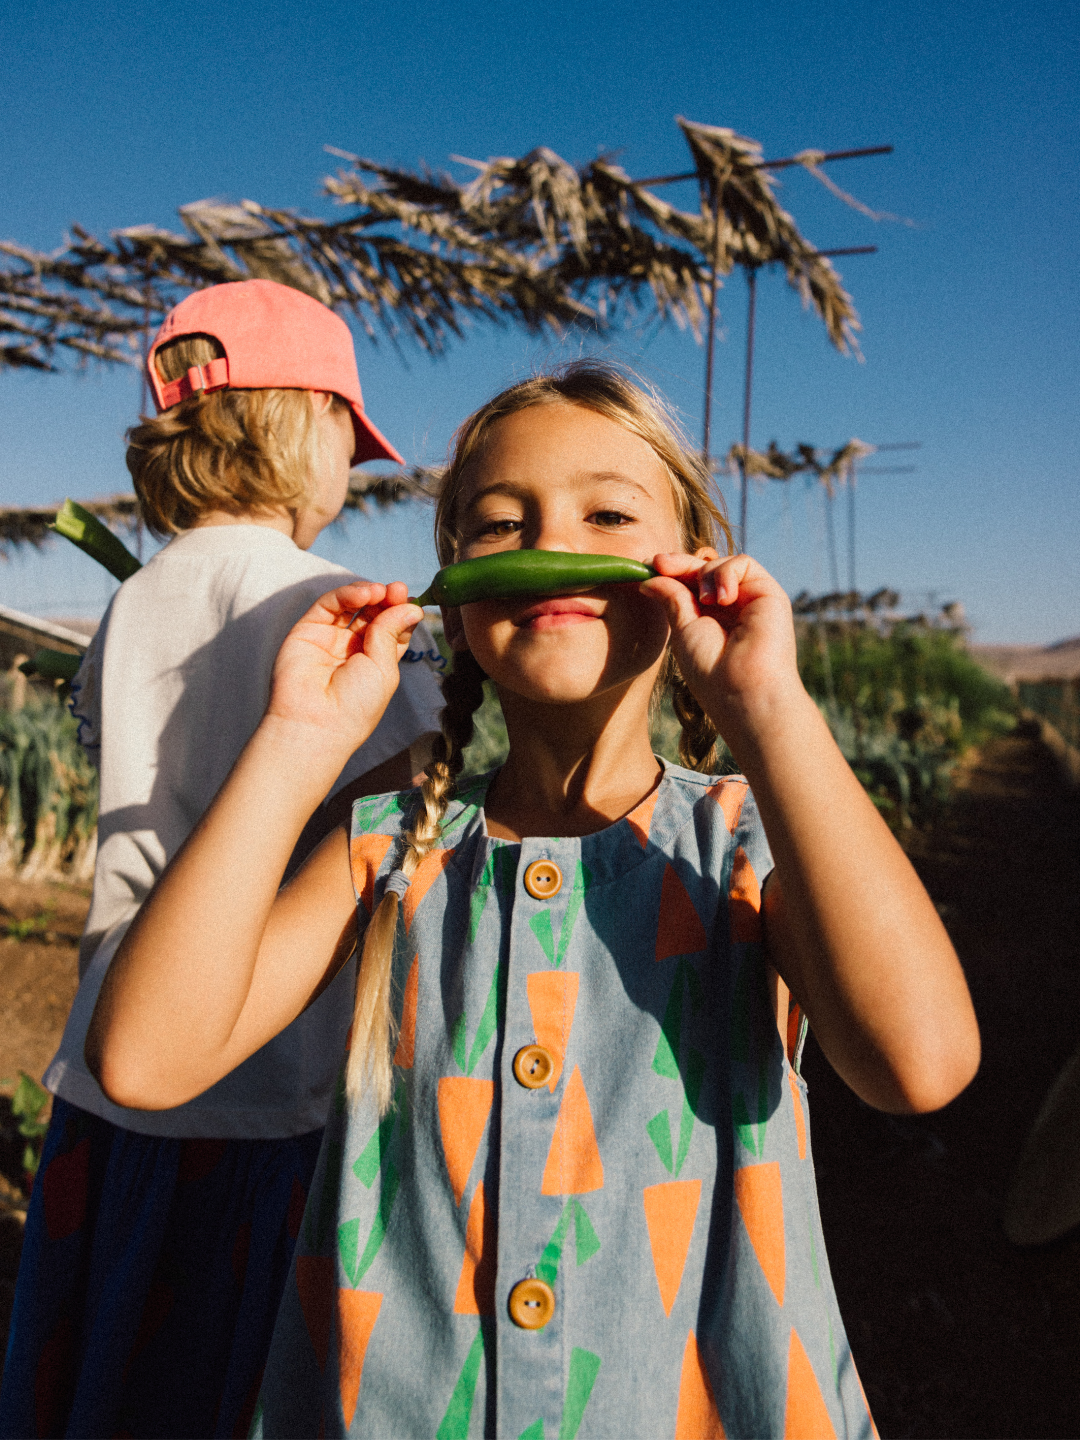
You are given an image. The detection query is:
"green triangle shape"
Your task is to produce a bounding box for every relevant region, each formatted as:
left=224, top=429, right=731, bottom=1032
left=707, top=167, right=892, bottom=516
left=436, top=1325, right=487, bottom=1440
left=529, top=909, right=557, bottom=965
left=646, top=1110, right=673, bottom=1173
left=572, top=1201, right=601, bottom=1266
left=559, top=1349, right=601, bottom=1440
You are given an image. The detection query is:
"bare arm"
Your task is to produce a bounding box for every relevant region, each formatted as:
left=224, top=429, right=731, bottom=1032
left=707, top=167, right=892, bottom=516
left=646, top=554, right=980, bottom=1114
left=286, top=734, right=437, bottom=878
left=85, top=581, right=423, bottom=1110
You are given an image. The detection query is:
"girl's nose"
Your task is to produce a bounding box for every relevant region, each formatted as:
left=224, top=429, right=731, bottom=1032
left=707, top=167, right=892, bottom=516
left=528, top=518, right=577, bottom=554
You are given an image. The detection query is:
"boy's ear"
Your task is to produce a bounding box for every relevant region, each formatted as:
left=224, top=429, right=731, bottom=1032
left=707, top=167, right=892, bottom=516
left=440, top=605, right=469, bottom=652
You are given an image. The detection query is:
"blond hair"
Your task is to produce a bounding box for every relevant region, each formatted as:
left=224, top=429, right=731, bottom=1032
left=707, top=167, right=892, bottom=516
left=433, top=361, right=731, bottom=565
left=126, top=333, right=347, bottom=536
left=347, top=361, right=733, bottom=1113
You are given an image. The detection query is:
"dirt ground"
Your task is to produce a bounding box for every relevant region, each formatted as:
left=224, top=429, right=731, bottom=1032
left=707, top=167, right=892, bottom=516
left=805, top=730, right=1080, bottom=1438
left=0, top=878, right=89, bottom=1364
left=0, top=735, right=1078, bottom=1435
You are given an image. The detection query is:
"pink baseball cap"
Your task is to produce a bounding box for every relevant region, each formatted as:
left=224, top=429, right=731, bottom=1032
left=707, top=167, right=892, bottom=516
left=146, top=278, right=404, bottom=465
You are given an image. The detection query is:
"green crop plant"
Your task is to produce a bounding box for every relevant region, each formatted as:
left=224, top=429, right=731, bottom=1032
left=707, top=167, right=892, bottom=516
left=3, top=906, right=55, bottom=941
left=0, top=692, right=99, bottom=880
left=797, top=612, right=1015, bottom=826
left=5, top=1071, right=50, bottom=1181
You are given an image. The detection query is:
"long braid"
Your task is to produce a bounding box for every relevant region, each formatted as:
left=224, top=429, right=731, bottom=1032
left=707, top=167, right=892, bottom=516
left=671, top=668, right=721, bottom=774
left=346, top=650, right=488, bottom=1112
left=658, top=651, right=721, bottom=774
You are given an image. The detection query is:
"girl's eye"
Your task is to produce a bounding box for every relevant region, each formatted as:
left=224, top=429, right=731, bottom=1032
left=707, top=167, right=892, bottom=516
left=590, top=510, right=634, bottom=528
left=475, top=518, right=522, bottom=538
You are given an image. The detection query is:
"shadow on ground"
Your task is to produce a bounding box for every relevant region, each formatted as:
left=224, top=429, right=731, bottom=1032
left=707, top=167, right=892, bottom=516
left=805, top=732, right=1080, bottom=1438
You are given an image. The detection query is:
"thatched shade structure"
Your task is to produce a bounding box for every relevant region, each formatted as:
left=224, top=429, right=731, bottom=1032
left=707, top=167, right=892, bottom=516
left=2, top=117, right=875, bottom=379
left=325, top=118, right=863, bottom=354
left=0, top=195, right=593, bottom=375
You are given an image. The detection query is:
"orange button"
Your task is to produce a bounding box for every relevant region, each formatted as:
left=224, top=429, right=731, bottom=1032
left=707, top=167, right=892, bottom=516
left=513, top=1045, right=554, bottom=1089
left=508, top=1278, right=556, bottom=1330
left=523, top=860, right=562, bottom=900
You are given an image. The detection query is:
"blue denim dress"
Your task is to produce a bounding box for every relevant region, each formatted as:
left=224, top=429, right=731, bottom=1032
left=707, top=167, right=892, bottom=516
left=254, top=763, right=877, bottom=1439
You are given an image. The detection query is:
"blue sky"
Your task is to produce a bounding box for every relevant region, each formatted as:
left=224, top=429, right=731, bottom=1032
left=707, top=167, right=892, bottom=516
left=1, top=0, right=1076, bottom=642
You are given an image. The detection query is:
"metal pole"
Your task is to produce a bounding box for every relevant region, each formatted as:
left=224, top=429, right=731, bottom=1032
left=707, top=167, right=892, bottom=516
left=634, top=144, right=893, bottom=189
left=737, top=268, right=758, bottom=551
left=847, top=462, right=857, bottom=591
left=701, top=189, right=723, bottom=462
left=136, top=268, right=153, bottom=561
left=824, top=487, right=840, bottom=592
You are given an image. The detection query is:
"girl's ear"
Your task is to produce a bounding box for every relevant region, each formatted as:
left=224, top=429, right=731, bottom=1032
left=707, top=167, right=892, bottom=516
left=441, top=605, right=470, bottom=652
left=308, top=390, right=335, bottom=417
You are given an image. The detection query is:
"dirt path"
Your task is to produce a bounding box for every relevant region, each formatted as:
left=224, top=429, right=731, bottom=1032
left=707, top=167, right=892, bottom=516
left=805, top=731, right=1080, bottom=1438
left=0, top=879, right=87, bottom=1372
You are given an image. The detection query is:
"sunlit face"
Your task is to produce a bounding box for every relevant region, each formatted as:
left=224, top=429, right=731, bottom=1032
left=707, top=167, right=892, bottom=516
left=446, top=401, right=685, bottom=706
left=291, top=395, right=355, bottom=550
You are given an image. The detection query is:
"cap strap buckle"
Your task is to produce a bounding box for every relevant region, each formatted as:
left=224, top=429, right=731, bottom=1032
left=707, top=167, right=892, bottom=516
left=158, top=356, right=230, bottom=408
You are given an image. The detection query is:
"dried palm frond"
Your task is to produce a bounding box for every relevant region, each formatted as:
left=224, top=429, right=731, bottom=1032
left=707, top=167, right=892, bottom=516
left=326, top=148, right=702, bottom=335
left=726, top=440, right=806, bottom=480
left=330, top=117, right=870, bottom=353
left=676, top=120, right=861, bottom=354
left=343, top=466, right=441, bottom=512
left=0, top=495, right=139, bottom=559
left=3, top=117, right=877, bottom=378
left=1, top=186, right=591, bottom=376
left=791, top=152, right=915, bottom=227
left=726, top=438, right=875, bottom=494
left=0, top=241, right=147, bottom=372
left=805, top=438, right=876, bottom=496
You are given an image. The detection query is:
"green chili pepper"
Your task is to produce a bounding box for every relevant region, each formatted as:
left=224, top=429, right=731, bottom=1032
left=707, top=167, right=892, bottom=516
left=411, top=550, right=656, bottom=607
left=50, top=498, right=142, bottom=583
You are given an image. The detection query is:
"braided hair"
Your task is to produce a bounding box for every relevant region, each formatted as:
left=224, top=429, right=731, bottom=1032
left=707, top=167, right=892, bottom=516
left=345, top=650, right=487, bottom=1109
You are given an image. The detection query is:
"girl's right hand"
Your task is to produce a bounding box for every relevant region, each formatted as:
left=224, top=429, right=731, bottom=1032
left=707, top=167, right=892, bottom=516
left=266, top=580, right=424, bottom=756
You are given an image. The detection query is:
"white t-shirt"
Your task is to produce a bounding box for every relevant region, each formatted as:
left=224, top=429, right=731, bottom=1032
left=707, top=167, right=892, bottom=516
left=45, top=524, right=444, bottom=1138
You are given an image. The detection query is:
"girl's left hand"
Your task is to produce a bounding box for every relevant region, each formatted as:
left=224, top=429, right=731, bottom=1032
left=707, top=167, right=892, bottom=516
left=642, top=551, right=804, bottom=741
left=648, top=552, right=981, bottom=1118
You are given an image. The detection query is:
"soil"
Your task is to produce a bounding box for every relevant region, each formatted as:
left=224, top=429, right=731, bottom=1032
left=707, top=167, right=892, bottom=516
left=0, top=736, right=1078, bottom=1435
left=804, top=730, right=1080, bottom=1438
left=0, top=878, right=88, bottom=1363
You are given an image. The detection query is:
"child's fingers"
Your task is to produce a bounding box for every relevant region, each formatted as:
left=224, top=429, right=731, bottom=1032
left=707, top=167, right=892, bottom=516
left=654, top=552, right=783, bottom=609
left=351, top=602, right=424, bottom=670
left=640, top=573, right=705, bottom=631
left=642, top=549, right=738, bottom=622
left=304, top=579, right=413, bottom=631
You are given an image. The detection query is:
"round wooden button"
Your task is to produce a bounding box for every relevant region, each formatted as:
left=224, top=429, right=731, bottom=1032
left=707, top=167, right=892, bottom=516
left=523, top=859, right=562, bottom=900
left=513, top=1044, right=554, bottom=1089
left=508, top=1278, right=556, bottom=1330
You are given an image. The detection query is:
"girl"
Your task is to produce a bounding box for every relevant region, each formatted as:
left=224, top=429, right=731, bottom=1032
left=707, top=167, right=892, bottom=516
left=0, top=280, right=443, bottom=1439
left=87, top=362, right=979, bottom=1438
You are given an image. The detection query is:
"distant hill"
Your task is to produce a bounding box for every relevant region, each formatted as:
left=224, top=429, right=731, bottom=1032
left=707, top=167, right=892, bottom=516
left=970, top=637, right=1080, bottom=684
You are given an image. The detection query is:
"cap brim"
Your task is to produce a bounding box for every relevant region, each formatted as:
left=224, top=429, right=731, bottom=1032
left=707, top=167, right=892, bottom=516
left=349, top=404, right=405, bottom=466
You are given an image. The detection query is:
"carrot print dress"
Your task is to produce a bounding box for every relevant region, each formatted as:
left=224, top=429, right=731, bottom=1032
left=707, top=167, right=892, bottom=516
left=253, top=763, right=878, bottom=1439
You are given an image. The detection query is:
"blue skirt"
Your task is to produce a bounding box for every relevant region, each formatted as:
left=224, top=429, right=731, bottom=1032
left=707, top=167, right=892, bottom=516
left=0, top=1098, right=322, bottom=1439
